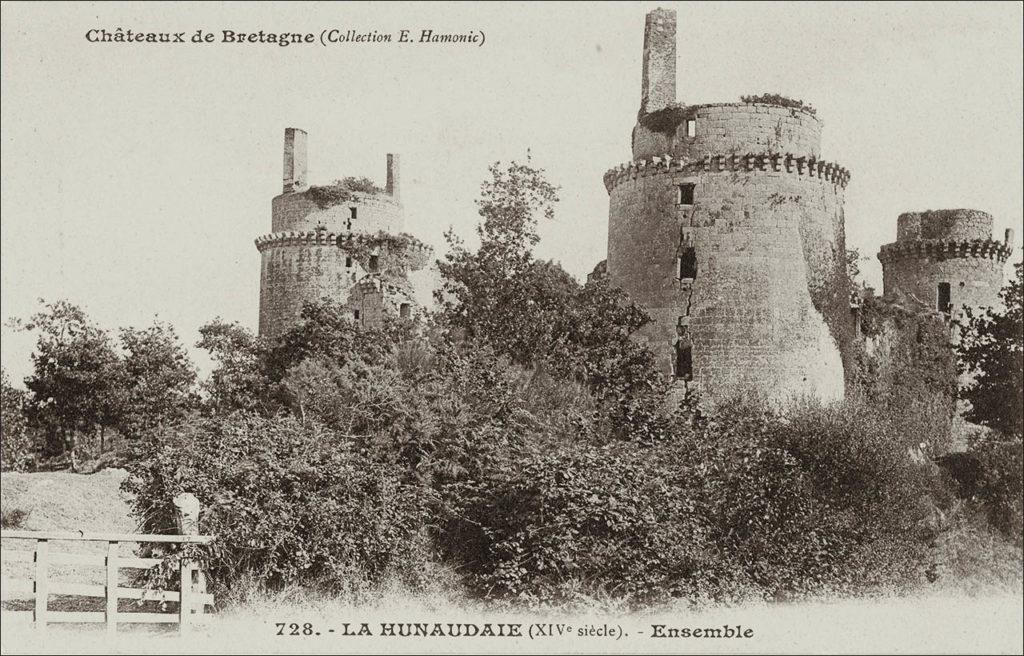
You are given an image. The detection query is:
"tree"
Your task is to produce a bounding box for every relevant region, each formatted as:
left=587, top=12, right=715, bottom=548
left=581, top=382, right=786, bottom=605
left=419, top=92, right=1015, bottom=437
left=17, top=300, right=122, bottom=470
left=196, top=319, right=272, bottom=415
left=116, top=321, right=198, bottom=440
left=959, top=262, right=1024, bottom=437
left=1, top=367, right=34, bottom=471
left=437, top=159, right=667, bottom=441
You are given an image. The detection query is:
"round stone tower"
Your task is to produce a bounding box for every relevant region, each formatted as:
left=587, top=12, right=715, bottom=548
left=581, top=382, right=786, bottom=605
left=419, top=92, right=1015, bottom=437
left=256, top=128, right=432, bottom=337
left=603, top=8, right=855, bottom=405
left=878, top=209, right=1013, bottom=317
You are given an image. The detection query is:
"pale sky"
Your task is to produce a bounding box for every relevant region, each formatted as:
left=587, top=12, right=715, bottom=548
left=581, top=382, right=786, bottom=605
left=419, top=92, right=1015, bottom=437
left=2, top=1, right=1022, bottom=383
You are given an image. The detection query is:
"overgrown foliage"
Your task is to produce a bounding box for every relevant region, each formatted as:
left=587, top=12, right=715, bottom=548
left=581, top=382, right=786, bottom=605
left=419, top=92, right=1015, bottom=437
left=11, top=161, right=1021, bottom=607
left=1, top=368, right=33, bottom=471
left=959, top=262, right=1024, bottom=436
left=849, top=294, right=958, bottom=454
left=740, top=93, right=817, bottom=115
left=307, top=177, right=383, bottom=209
left=437, top=159, right=667, bottom=442
left=439, top=399, right=935, bottom=606
left=957, top=262, right=1024, bottom=544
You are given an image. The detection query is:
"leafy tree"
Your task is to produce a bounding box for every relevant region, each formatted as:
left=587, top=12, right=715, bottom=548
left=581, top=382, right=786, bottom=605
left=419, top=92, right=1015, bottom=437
left=1, top=367, right=34, bottom=471
left=196, top=319, right=273, bottom=415
left=437, top=159, right=666, bottom=441
left=959, top=262, right=1024, bottom=437
left=116, top=321, right=198, bottom=440
left=17, top=300, right=123, bottom=469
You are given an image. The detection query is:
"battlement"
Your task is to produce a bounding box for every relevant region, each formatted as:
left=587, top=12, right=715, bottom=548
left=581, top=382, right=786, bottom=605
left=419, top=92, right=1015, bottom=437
left=878, top=238, right=1013, bottom=264
left=255, top=230, right=433, bottom=266
left=603, top=152, right=850, bottom=193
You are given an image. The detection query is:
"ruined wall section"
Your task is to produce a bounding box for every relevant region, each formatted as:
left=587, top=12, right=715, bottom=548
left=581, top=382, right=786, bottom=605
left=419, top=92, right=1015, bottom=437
left=604, top=150, right=852, bottom=405
left=258, top=128, right=427, bottom=337
left=271, top=191, right=403, bottom=235
left=632, top=103, right=822, bottom=162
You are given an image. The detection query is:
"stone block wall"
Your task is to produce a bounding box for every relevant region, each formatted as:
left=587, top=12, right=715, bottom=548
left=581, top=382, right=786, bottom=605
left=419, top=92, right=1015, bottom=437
left=632, top=103, right=822, bottom=162
left=896, top=209, right=994, bottom=242
left=258, top=234, right=362, bottom=337
left=605, top=154, right=852, bottom=405
left=271, top=190, right=403, bottom=235
left=257, top=128, right=431, bottom=337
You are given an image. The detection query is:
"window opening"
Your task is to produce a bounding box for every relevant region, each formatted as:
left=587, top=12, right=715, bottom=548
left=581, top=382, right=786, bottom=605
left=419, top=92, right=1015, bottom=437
left=678, top=183, right=695, bottom=205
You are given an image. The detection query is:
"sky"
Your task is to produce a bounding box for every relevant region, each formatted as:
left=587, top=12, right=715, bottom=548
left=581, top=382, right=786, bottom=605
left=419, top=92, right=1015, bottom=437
left=2, top=1, right=1022, bottom=383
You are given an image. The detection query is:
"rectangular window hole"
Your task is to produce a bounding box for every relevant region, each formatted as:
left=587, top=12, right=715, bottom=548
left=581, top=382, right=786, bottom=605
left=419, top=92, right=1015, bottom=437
left=678, top=247, right=697, bottom=280
left=677, top=183, right=695, bottom=205
left=685, top=119, right=696, bottom=138
left=937, top=282, right=951, bottom=313
left=676, top=343, right=693, bottom=380
left=399, top=303, right=411, bottom=318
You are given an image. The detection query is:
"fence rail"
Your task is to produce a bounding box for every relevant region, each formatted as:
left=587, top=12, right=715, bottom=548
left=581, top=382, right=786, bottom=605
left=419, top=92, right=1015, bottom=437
left=0, top=530, right=215, bottom=635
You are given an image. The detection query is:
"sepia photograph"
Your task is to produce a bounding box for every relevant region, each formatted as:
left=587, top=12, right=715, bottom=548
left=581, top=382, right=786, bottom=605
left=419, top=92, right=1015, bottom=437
left=1, top=1, right=1022, bottom=654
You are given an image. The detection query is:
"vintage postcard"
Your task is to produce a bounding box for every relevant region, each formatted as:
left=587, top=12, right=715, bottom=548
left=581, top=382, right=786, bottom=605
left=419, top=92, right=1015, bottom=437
left=1, top=1, right=1022, bottom=654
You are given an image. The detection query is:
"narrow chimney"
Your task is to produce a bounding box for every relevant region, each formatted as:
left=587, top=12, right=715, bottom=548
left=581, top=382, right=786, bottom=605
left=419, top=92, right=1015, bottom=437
left=386, top=153, right=400, bottom=201
left=1005, top=228, right=1015, bottom=245
left=640, top=8, right=677, bottom=115
left=283, top=128, right=308, bottom=193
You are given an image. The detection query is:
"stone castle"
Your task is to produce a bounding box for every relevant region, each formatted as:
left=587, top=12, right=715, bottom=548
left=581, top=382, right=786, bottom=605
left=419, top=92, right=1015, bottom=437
left=879, top=209, right=1013, bottom=319
left=600, top=8, right=1014, bottom=405
left=255, top=10, right=1015, bottom=410
left=255, top=128, right=434, bottom=337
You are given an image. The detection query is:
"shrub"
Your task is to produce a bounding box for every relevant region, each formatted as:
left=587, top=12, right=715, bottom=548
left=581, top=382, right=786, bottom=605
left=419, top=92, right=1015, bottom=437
left=124, top=413, right=433, bottom=594
left=307, top=177, right=383, bottom=209
left=740, top=93, right=817, bottom=115
left=438, top=398, right=937, bottom=607
left=968, top=431, right=1023, bottom=544
left=1, top=368, right=35, bottom=471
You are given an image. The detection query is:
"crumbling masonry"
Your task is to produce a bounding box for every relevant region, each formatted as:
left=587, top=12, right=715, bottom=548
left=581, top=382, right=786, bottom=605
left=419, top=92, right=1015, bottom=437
left=256, top=128, right=432, bottom=337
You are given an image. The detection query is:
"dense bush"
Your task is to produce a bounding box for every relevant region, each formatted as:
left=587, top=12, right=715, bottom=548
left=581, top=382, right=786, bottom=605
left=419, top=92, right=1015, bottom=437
left=968, top=432, right=1023, bottom=544
left=437, top=398, right=939, bottom=607
left=1, top=368, right=34, bottom=471
left=124, top=413, right=433, bottom=593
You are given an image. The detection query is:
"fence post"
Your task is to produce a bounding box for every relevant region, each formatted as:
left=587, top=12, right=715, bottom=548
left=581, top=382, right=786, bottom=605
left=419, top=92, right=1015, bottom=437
left=173, top=493, right=206, bottom=625
left=105, top=541, right=119, bottom=637
left=34, top=539, right=48, bottom=632
left=178, top=559, right=194, bottom=634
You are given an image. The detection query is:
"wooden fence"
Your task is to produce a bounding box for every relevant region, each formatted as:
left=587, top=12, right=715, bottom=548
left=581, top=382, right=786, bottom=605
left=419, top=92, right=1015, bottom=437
left=0, top=530, right=215, bottom=635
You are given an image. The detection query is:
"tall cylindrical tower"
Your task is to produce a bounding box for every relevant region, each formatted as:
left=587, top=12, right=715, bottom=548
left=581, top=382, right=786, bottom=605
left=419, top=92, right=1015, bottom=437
left=878, top=209, right=1013, bottom=316
left=603, top=9, right=855, bottom=405
left=256, top=129, right=429, bottom=337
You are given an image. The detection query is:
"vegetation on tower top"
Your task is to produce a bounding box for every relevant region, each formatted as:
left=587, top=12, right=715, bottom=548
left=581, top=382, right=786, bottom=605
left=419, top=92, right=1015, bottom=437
left=741, top=93, right=817, bottom=115
left=307, top=176, right=384, bottom=209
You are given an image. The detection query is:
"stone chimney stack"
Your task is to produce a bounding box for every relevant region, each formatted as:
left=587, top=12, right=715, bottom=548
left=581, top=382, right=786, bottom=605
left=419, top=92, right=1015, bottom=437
left=640, top=8, right=677, bottom=115
left=386, top=153, right=400, bottom=201
left=283, top=127, right=308, bottom=193
left=1006, top=228, right=1015, bottom=246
